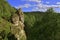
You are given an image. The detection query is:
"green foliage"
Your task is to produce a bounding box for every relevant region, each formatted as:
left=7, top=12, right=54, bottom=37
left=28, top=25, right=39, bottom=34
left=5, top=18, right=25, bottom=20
left=0, top=17, right=11, bottom=40
left=0, top=0, right=16, bottom=20
left=0, top=0, right=60, bottom=40
left=0, top=0, right=16, bottom=40
left=46, top=8, right=54, bottom=13
left=24, top=10, right=60, bottom=40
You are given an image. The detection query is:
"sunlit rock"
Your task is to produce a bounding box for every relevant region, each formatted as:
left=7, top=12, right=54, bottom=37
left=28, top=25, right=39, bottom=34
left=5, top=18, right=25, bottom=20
left=11, top=8, right=26, bottom=40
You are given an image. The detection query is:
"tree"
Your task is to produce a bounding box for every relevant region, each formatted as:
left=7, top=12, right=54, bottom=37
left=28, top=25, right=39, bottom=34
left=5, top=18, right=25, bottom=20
left=46, top=8, right=54, bottom=13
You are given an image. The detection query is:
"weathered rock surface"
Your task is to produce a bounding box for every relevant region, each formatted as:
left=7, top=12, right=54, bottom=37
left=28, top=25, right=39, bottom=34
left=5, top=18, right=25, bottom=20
left=11, top=8, right=26, bottom=40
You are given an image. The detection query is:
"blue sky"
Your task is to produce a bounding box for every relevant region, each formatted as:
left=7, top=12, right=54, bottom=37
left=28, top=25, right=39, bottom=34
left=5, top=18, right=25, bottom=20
left=7, top=0, right=60, bottom=12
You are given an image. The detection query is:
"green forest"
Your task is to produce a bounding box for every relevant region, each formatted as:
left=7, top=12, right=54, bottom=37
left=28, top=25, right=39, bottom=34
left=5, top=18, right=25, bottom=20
left=0, top=0, right=60, bottom=40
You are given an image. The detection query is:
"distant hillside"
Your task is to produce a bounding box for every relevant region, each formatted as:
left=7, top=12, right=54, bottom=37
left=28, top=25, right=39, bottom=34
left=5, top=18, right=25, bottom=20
left=24, top=10, right=60, bottom=40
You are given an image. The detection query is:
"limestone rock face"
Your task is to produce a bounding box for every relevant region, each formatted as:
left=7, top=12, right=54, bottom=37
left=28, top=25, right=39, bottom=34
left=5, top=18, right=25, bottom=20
left=16, top=8, right=24, bottom=23
left=11, top=8, right=26, bottom=40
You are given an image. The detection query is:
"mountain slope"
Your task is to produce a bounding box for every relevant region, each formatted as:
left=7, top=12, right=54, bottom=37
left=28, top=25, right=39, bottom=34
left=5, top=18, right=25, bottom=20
left=0, top=0, right=16, bottom=40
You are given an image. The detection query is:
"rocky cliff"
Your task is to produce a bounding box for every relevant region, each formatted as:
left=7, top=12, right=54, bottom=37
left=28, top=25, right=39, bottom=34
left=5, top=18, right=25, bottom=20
left=10, top=8, right=26, bottom=40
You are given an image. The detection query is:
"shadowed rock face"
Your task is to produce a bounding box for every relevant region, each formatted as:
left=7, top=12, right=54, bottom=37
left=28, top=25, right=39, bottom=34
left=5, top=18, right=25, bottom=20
left=11, top=8, right=26, bottom=40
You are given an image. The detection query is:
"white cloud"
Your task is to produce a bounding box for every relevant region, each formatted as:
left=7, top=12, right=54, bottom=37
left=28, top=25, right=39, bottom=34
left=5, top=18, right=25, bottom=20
left=28, top=0, right=41, bottom=3
left=15, top=3, right=60, bottom=12
left=36, top=3, right=60, bottom=8
left=42, top=5, right=60, bottom=8
left=31, top=4, right=60, bottom=12
left=32, top=7, right=47, bottom=12
left=15, top=3, right=60, bottom=9
left=46, top=1, right=50, bottom=4
left=20, top=0, right=60, bottom=8
left=22, top=0, right=41, bottom=3
left=15, top=0, right=60, bottom=12
left=15, top=4, right=31, bottom=9
left=56, top=2, right=60, bottom=4
left=23, top=4, right=31, bottom=8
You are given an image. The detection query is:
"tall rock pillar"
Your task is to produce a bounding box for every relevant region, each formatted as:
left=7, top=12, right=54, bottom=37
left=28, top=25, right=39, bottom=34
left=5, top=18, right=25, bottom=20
left=11, top=8, right=26, bottom=40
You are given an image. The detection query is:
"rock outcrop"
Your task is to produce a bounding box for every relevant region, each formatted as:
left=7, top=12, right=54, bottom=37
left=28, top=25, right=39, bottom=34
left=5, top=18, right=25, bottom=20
left=11, top=8, right=26, bottom=40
